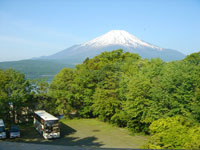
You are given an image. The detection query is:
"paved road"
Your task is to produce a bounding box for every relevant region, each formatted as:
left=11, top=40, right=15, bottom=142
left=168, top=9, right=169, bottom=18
left=0, top=141, right=137, bottom=150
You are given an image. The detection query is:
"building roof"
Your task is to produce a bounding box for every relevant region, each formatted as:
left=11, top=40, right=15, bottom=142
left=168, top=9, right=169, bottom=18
left=34, top=110, right=58, bottom=121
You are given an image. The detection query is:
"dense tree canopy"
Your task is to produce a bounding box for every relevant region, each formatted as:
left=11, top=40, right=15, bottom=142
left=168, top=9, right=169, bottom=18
left=47, top=50, right=200, bottom=148
left=0, top=49, right=200, bottom=148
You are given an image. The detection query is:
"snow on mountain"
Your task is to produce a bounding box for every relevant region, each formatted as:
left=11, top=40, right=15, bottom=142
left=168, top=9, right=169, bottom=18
left=39, top=30, right=185, bottom=63
left=81, top=30, right=162, bottom=50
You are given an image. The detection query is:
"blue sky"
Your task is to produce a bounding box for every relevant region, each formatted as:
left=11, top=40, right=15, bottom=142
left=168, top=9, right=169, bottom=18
left=0, top=0, right=200, bottom=62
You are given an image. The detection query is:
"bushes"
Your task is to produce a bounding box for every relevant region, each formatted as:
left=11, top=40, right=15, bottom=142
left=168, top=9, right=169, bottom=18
left=144, top=116, right=200, bottom=149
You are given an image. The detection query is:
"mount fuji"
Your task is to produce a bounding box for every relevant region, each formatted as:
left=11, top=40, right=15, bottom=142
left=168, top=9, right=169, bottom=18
left=41, top=30, right=185, bottom=63
left=0, top=30, right=186, bottom=80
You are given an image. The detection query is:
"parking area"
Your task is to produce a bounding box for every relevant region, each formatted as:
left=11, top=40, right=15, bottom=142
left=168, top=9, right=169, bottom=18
left=0, top=141, right=137, bottom=150
left=2, top=119, right=148, bottom=149
left=0, top=141, right=94, bottom=150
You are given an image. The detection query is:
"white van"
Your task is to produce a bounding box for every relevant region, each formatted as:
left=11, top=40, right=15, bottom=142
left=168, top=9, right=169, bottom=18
left=0, top=119, right=6, bottom=139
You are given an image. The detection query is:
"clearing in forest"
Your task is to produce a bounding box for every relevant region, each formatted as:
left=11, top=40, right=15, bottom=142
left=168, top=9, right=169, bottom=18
left=6, top=119, right=148, bottom=149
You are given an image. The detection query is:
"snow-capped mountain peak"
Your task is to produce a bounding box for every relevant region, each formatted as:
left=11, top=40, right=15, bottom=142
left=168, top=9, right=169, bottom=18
left=40, top=29, right=185, bottom=62
left=81, top=30, right=162, bottom=50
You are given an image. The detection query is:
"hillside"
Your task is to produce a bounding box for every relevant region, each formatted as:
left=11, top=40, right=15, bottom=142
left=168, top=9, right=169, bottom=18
left=0, top=60, right=74, bottom=81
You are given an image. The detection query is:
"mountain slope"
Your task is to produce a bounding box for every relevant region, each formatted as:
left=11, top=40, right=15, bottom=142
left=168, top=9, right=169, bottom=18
left=0, top=30, right=186, bottom=80
left=41, top=30, right=185, bottom=63
left=0, top=60, right=74, bottom=81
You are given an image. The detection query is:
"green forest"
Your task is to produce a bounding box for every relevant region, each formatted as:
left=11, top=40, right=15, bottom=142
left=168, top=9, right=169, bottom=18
left=0, top=49, right=200, bottom=149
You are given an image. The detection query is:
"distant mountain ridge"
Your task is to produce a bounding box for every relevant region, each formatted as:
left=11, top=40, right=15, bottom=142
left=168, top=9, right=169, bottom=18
left=40, top=30, right=185, bottom=63
left=0, top=60, right=74, bottom=81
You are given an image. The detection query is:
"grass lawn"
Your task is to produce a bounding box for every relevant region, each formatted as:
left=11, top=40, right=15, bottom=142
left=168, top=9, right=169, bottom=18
left=5, top=119, right=148, bottom=149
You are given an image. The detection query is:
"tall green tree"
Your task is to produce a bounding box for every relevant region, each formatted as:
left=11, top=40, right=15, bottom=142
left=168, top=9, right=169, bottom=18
left=92, top=64, right=121, bottom=121
left=49, top=68, right=78, bottom=116
left=0, top=69, right=33, bottom=123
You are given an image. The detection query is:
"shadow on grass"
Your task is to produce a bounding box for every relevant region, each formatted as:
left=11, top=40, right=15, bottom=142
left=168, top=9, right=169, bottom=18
left=60, top=121, right=76, bottom=137
left=11, top=122, right=103, bottom=147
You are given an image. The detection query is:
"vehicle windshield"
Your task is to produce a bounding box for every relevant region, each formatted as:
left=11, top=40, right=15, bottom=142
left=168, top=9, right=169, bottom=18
left=44, top=120, right=59, bottom=133
left=0, top=126, right=5, bottom=132
left=45, top=120, right=58, bottom=126
left=10, top=126, right=19, bottom=132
